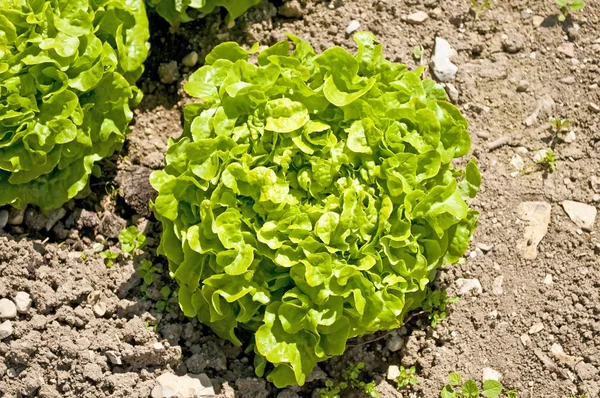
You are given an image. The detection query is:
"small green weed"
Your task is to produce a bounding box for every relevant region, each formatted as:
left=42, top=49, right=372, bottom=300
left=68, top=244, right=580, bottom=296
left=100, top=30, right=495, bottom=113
left=138, top=259, right=162, bottom=294
left=318, top=362, right=378, bottom=398
left=470, top=0, right=492, bottom=20
left=534, top=148, right=557, bottom=173
left=423, top=289, right=459, bottom=327
left=412, top=45, right=424, bottom=62
left=549, top=117, right=572, bottom=140
left=118, top=226, right=147, bottom=254
left=440, top=373, right=513, bottom=398
left=100, top=250, right=119, bottom=268
left=396, top=366, right=419, bottom=389
left=555, top=0, right=585, bottom=22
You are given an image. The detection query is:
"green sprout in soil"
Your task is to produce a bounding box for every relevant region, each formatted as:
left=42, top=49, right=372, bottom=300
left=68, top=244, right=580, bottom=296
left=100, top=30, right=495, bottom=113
left=396, top=366, right=419, bottom=389
left=470, top=0, right=492, bottom=20
left=440, top=372, right=506, bottom=398
left=138, top=259, right=162, bottom=295
left=118, top=226, right=147, bottom=254
left=534, top=148, right=557, bottom=173
left=413, top=45, right=425, bottom=62
left=555, top=0, right=585, bottom=22
left=100, top=250, right=120, bottom=268
left=549, top=117, right=572, bottom=141
left=423, top=289, right=459, bottom=327
left=318, top=362, right=378, bottom=398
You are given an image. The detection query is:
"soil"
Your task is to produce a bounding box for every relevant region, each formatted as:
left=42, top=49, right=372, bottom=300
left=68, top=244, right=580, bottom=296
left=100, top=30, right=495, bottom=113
left=1, top=0, right=600, bottom=397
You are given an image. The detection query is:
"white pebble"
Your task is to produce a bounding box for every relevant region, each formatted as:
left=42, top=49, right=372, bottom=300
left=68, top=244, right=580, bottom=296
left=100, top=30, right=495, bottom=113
left=345, top=20, right=361, bottom=34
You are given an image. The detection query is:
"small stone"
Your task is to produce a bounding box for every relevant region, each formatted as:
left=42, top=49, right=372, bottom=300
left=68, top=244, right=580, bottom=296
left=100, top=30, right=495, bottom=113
left=563, top=130, right=576, bottom=143
left=105, top=351, right=122, bottom=365
left=445, top=83, right=459, bottom=103
left=532, top=15, right=544, bottom=26
left=476, top=242, right=493, bottom=252
left=431, top=37, right=458, bottom=82
left=92, top=302, right=106, bottom=317
left=594, top=194, right=600, bottom=202
left=550, top=343, right=582, bottom=367
left=529, top=322, right=544, bottom=334
left=482, top=368, right=502, bottom=382
left=562, top=200, right=597, bottom=231
left=557, top=43, right=575, bottom=58
left=520, top=334, right=531, bottom=346
left=158, top=61, right=179, bottom=84
left=517, top=80, right=530, bottom=92
left=14, top=292, right=31, bottom=314
left=543, top=274, right=553, bottom=285
left=502, top=37, right=521, bottom=54
left=515, top=146, right=529, bottom=155
left=560, top=76, right=576, bottom=85
left=0, top=298, right=17, bottom=319
left=83, top=363, right=103, bottom=382
left=589, top=103, right=600, bottom=114
left=386, top=334, right=405, bottom=352
left=8, top=207, right=25, bottom=225
left=151, top=373, right=215, bottom=398
left=407, top=11, right=429, bottom=24
left=487, top=310, right=498, bottom=319
left=492, top=276, right=504, bottom=295
left=0, top=210, right=8, bottom=230
left=510, top=154, right=524, bottom=171
left=44, top=208, right=66, bottom=231
left=455, top=278, right=482, bottom=296
left=387, top=365, right=401, bottom=380
left=278, top=0, right=305, bottom=18
left=153, top=342, right=165, bottom=350
left=516, top=202, right=551, bottom=260
left=0, top=320, right=13, bottom=340
left=345, top=20, right=361, bottom=35
left=182, top=51, right=199, bottom=68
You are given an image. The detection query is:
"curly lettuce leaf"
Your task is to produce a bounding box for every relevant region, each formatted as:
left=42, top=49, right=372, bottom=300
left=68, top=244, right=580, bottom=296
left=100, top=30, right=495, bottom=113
left=152, top=32, right=480, bottom=387
left=0, top=0, right=149, bottom=209
left=147, top=0, right=261, bottom=26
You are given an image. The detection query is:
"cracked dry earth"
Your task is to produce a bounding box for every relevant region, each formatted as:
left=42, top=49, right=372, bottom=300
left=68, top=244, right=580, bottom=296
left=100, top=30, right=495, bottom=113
left=1, top=0, right=600, bottom=397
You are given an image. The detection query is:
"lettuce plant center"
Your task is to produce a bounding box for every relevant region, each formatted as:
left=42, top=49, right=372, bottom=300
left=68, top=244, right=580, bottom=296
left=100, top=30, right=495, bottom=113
left=151, top=32, right=480, bottom=388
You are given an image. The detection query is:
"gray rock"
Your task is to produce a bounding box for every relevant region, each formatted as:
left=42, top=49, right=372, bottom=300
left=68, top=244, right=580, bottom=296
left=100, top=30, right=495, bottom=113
left=14, top=292, right=31, bottom=314
left=24, top=208, right=48, bottom=231
left=455, top=278, right=482, bottom=295
left=550, top=343, right=582, bottom=367
left=590, top=176, right=600, bottom=193
left=115, top=166, right=156, bottom=217
left=386, top=333, right=405, bottom=352
left=517, top=80, right=530, bottom=92
left=560, top=76, right=576, bottom=85
left=158, top=61, right=179, bottom=84
left=557, top=43, right=575, bottom=58
left=0, top=320, right=13, bottom=340
left=562, top=200, right=597, bottom=231
left=431, top=37, right=458, bottom=82
left=44, top=208, right=66, bottom=231
left=407, top=11, right=429, bottom=24
left=345, top=20, right=361, bottom=34
left=589, top=103, right=600, bottom=114
left=105, top=351, right=122, bottom=365
left=387, top=365, right=401, bottom=380
left=8, top=207, right=25, bottom=225
left=305, top=366, right=327, bottom=383
left=151, top=373, right=215, bottom=398
left=0, top=298, right=17, bottom=319
left=0, top=210, right=8, bottom=230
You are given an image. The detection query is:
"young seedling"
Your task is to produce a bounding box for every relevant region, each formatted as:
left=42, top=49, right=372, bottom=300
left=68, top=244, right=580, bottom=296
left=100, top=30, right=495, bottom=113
left=156, top=286, right=172, bottom=312
left=100, top=249, right=119, bottom=268
left=318, top=362, right=379, bottom=398
left=413, top=45, right=425, bottom=62
left=396, top=366, right=419, bottom=389
left=440, top=372, right=504, bottom=398
left=138, top=259, right=162, bottom=295
left=555, top=0, right=585, bottom=22
left=422, top=289, right=459, bottom=327
left=549, top=117, right=572, bottom=140
left=534, top=148, right=557, bottom=173
left=118, top=226, right=147, bottom=254
left=470, top=0, right=492, bottom=20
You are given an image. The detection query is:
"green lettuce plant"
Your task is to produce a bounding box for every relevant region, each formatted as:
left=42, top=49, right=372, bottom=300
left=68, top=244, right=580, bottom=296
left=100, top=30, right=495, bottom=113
left=146, top=0, right=260, bottom=26
left=151, top=32, right=480, bottom=387
left=0, top=0, right=150, bottom=210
